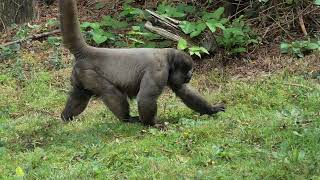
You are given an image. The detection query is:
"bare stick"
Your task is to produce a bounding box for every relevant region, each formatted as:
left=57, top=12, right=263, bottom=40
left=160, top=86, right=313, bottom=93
left=298, top=15, right=308, bottom=36
left=1, top=29, right=60, bottom=47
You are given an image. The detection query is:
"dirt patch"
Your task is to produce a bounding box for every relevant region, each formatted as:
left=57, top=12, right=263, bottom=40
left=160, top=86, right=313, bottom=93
left=194, top=44, right=320, bottom=80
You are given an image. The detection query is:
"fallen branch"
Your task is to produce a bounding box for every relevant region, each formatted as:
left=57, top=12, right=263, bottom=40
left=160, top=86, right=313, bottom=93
left=145, top=21, right=181, bottom=42
left=298, top=14, right=308, bottom=36
left=146, top=9, right=181, bottom=27
left=1, top=29, right=60, bottom=47
left=145, top=9, right=216, bottom=51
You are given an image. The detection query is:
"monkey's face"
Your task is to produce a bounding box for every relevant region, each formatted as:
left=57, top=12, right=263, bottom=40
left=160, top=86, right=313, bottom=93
left=168, top=51, right=194, bottom=87
left=169, top=66, right=193, bottom=85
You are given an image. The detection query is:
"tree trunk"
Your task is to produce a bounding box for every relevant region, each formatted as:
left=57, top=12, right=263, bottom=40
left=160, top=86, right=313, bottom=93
left=0, top=0, right=38, bottom=31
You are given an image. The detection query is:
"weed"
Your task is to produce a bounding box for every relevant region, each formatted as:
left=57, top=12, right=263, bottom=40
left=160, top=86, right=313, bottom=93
left=281, top=40, right=320, bottom=58
left=0, top=44, right=20, bottom=61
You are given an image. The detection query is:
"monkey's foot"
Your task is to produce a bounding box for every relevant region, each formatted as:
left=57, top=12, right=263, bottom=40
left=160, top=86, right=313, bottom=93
left=123, top=116, right=141, bottom=123
left=153, top=122, right=169, bottom=131
left=61, top=113, right=74, bottom=122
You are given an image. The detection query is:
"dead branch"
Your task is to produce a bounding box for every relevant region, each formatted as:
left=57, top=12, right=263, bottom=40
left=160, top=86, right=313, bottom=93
left=1, top=29, right=60, bottom=47
left=298, top=15, right=308, bottom=36
left=145, top=21, right=181, bottom=42
left=145, top=9, right=216, bottom=51
left=146, top=9, right=181, bottom=27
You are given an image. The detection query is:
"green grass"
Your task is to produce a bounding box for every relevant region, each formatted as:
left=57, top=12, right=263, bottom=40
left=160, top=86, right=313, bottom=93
left=1, top=56, right=320, bottom=179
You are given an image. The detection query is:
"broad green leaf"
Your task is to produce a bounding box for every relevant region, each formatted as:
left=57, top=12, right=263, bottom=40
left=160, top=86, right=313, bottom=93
left=81, top=22, right=100, bottom=30
left=199, top=47, right=210, bottom=54
left=220, top=18, right=229, bottom=24
left=196, top=22, right=207, bottom=31
left=132, top=26, right=141, bottom=31
left=190, top=30, right=202, bottom=38
left=112, top=21, right=128, bottom=29
left=306, top=43, right=319, bottom=50
left=202, top=7, right=225, bottom=20
left=206, top=19, right=221, bottom=32
left=171, top=11, right=186, bottom=18
left=212, top=7, right=225, bottom=19
left=81, top=22, right=93, bottom=29
left=101, top=15, right=114, bottom=26
left=157, top=4, right=185, bottom=18
left=92, top=33, right=108, bottom=44
left=280, top=43, right=289, bottom=53
left=177, top=39, right=188, bottom=50
left=292, top=48, right=304, bottom=58
left=315, top=0, right=320, bottom=5
left=216, top=23, right=225, bottom=30
left=157, top=4, right=168, bottom=14
left=195, top=51, right=201, bottom=58
left=104, top=32, right=115, bottom=41
left=179, top=21, right=196, bottom=34
left=177, top=4, right=196, bottom=14
left=189, top=47, right=200, bottom=51
left=189, top=51, right=195, bottom=56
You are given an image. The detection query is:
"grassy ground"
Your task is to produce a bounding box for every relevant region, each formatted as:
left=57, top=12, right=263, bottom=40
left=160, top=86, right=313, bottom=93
left=0, top=47, right=320, bottom=179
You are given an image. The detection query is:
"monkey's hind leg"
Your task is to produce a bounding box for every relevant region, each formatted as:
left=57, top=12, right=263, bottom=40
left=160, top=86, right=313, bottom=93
left=61, top=86, right=93, bottom=121
left=100, top=83, right=138, bottom=123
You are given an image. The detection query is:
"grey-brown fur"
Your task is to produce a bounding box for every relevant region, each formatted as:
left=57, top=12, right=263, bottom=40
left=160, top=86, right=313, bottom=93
left=59, top=0, right=225, bottom=125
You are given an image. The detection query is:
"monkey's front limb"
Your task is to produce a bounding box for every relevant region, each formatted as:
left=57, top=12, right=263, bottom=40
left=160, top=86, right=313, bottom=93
left=171, top=84, right=225, bottom=115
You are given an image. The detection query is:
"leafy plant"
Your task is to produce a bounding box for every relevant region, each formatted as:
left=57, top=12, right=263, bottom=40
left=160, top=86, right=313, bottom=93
left=281, top=40, right=320, bottom=58
left=0, top=44, right=20, bottom=61
left=157, top=4, right=186, bottom=18
left=9, top=58, right=26, bottom=82
left=180, top=21, right=207, bottom=38
left=216, top=16, right=259, bottom=55
left=177, top=39, right=209, bottom=58
left=119, top=5, right=145, bottom=21
left=45, top=18, right=59, bottom=29
left=176, top=6, right=258, bottom=57
left=47, top=36, right=61, bottom=47
left=127, top=25, right=164, bottom=48
left=179, top=7, right=227, bottom=38
left=81, top=21, right=116, bottom=45
left=14, top=25, right=30, bottom=40
left=100, top=15, right=129, bottom=29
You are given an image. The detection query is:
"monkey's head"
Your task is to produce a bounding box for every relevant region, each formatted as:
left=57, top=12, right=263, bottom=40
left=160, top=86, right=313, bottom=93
left=169, top=51, right=194, bottom=87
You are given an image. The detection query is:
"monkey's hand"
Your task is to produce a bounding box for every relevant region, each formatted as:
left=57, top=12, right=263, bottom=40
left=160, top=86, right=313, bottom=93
left=201, top=103, right=226, bottom=116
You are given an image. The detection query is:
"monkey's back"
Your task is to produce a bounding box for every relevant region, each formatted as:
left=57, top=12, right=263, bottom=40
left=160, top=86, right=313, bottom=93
left=73, top=47, right=171, bottom=98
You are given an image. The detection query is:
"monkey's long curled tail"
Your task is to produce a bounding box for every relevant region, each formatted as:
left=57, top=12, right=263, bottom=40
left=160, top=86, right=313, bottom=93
left=59, top=0, right=88, bottom=55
